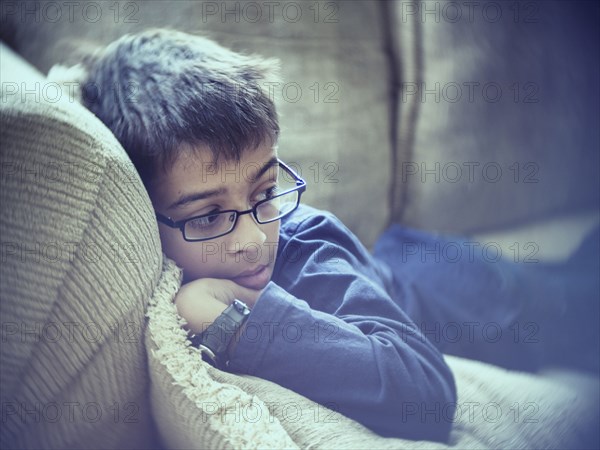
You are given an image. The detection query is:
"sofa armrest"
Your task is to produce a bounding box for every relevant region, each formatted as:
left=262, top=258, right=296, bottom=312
left=1, top=42, right=163, bottom=449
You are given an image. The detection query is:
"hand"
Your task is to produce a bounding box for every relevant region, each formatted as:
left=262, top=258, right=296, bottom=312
left=174, top=278, right=263, bottom=334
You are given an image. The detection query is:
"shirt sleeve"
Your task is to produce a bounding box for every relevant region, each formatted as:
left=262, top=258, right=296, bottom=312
left=227, top=208, right=457, bottom=441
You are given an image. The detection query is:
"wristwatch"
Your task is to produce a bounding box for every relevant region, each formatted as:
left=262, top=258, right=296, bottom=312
left=190, top=299, right=250, bottom=369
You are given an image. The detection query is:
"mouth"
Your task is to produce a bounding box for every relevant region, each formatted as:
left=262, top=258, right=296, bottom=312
left=230, top=264, right=272, bottom=290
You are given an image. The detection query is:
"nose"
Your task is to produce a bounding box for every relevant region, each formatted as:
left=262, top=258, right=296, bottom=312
left=227, top=212, right=267, bottom=256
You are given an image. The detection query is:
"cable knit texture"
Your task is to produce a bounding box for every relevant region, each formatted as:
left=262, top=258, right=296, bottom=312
left=1, top=44, right=162, bottom=449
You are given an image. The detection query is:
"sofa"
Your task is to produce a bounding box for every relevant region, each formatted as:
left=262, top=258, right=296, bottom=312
left=1, top=1, right=598, bottom=448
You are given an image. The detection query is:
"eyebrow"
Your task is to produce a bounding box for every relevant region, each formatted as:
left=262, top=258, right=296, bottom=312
left=249, top=156, right=279, bottom=182
left=167, top=157, right=279, bottom=211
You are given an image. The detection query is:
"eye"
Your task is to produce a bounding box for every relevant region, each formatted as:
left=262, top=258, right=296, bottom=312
left=187, top=215, right=215, bottom=229
left=254, top=185, right=278, bottom=202
left=186, top=211, right=227, bottom=230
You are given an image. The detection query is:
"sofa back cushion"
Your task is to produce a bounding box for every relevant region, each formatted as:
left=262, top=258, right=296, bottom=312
left=392, top=1, right=599, bottom=232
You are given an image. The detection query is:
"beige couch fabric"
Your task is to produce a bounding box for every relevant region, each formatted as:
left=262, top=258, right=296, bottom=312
left=1, top=44, right=162, bottom=449
left=392, top=0, right=599, bottom=232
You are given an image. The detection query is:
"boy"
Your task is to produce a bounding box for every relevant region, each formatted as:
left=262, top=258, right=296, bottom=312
left=80, top=28, right=598, bottom=442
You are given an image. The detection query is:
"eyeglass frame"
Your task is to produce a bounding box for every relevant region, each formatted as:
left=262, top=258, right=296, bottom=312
left=155, top=159, right=307, bottom=242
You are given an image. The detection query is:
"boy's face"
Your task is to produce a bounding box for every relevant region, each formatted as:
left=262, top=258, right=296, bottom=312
left=150, top=142, right=280, bottom=288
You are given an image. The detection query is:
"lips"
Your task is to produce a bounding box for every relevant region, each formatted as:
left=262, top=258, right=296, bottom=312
left=231, top=264, right=271, bottom=290
left=236, top=265, right=268, bottom=278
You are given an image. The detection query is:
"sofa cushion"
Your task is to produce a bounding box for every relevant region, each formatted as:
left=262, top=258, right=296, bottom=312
left=4, top=0, right=394, bottom=249
left=0, top=43, right=163, bottom=449
left=146, top=257, right=599, bottom=449
left=391, top=0, right=599, bottom=233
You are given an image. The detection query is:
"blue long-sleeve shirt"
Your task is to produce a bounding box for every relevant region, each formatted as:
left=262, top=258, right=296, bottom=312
left=228, top=204, right=457, bottom=441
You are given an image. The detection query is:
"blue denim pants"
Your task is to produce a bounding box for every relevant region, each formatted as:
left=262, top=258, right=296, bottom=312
left=373, top=224, right=600, bottom=372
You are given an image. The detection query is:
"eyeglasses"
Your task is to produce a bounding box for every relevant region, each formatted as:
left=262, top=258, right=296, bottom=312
left=155, top=159, right=307, bottom=242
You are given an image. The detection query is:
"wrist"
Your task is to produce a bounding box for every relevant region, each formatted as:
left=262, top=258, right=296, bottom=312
left=190, top=300, right=251, bottom=369
left=175, top=289, right=228, bottom=334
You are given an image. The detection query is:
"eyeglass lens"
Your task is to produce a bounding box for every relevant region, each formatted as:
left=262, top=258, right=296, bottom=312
left=183, top=164, right=301, bottom=240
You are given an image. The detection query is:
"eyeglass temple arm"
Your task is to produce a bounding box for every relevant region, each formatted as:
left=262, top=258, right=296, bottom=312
left=155, top=212, right=179, bottom=228
left=277, top=159, right=306, bottom=185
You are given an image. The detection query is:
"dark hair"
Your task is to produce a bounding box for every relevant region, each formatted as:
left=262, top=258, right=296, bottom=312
left=81, top=28, right=280, bottom=186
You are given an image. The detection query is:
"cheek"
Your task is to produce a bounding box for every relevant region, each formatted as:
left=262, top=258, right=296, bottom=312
left=158, top=227, right=212, bottom=278
left=158, top=221, right=281, bottom=281
left=265, top=221, right=281, bottom=262
left=158, top=226, right=187, bottom=264
left=261, top=220, right=279, bottom=241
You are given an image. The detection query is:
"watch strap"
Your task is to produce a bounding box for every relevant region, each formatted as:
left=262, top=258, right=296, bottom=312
left=190, top=299, right=250, bottom=369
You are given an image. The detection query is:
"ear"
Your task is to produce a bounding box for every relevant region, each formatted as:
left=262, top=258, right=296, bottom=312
left=46, top=63, right=89, bottom=103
